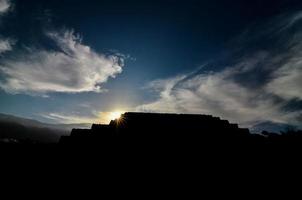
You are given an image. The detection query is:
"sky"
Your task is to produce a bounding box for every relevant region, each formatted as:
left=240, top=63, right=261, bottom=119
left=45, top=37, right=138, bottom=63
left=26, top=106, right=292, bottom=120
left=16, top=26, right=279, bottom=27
left=0, top=0, right=301, bottom=130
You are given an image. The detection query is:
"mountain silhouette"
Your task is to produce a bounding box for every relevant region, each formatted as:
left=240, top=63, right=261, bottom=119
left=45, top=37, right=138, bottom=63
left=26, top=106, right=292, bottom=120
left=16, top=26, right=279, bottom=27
left=0, top=113, right=91, bottom=144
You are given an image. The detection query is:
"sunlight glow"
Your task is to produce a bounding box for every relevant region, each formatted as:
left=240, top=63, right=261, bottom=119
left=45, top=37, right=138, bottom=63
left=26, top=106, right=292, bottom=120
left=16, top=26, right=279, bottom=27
left=109, top=111, right=124, bottom=121
left=98, top=111, right=125, bottom=124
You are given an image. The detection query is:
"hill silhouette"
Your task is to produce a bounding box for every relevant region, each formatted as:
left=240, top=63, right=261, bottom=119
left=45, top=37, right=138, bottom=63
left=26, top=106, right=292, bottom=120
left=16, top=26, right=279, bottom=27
left=60, top=112, right=302, bottom=149
left=0, top=113, right=91, bottom=144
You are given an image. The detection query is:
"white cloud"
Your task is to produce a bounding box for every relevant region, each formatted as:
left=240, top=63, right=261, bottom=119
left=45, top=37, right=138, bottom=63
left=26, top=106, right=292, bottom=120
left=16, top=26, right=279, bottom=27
left=0, top=0, right=13, bottom=54
left=0, top=38, right=13, bottom=54
left=42, top=113, right=97, bottom=124
left=136, top=66, right=300, bottom=127
left=0, top=0, right=11, bottom=14
left=0, top=30, right=124, bottom=94
left=137, top=12, right=302, bottom=128
left=266, top=57, right=302, bottom=100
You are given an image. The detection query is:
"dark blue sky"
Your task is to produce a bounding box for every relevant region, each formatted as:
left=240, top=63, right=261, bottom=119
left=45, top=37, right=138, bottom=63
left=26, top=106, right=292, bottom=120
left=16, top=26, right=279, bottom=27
left=0, top=0, right=301, bottom=130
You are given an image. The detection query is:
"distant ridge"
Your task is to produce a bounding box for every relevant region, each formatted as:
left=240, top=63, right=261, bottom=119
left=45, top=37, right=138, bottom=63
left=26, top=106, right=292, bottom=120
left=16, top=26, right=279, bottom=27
left=0, top=113, right=91, bottom=130
left=0, top=113, right=91, bottom=143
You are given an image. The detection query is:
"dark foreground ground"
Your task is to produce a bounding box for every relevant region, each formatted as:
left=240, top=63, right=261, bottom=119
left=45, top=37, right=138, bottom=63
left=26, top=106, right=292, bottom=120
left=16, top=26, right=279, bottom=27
left=1, top=113, right=301, bottom=184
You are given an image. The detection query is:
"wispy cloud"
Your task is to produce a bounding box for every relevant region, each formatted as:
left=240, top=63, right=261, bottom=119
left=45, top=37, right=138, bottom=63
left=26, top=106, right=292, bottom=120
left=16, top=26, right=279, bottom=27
left=0, top=0, right=13, bottom=54
left=0, top=38, right=13, bottom=54
left=0, top=0, right=11, bottom=14
left=41, top=112, right=98, bottom=124
left=0, top=30, right=124, bottom=94
left=137, top=11, right=302, bottom=128
left=266, top=56, right=302, bottom=100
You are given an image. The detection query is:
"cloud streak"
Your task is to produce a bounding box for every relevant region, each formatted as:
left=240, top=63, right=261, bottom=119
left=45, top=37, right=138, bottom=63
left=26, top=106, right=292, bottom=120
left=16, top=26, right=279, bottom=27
left=42, top=112, right=97, bottom=124
left=0, top=30, right=124, bottom=94
left=0, top=0, right=11, bottom=14
left=0, top=0, right=13, bottom=54
left=137, top=11, right=302, bottom=128
left=0, top=38, right=13, bottom=54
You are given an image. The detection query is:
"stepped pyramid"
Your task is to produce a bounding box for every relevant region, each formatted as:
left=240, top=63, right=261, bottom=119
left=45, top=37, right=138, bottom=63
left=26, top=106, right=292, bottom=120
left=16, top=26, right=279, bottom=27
left=60, top=112, right=252, bottom=145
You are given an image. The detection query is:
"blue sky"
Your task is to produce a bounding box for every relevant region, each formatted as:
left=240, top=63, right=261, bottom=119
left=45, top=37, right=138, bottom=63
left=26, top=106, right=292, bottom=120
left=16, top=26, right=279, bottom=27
left=0, top=0, right=301, bottom=130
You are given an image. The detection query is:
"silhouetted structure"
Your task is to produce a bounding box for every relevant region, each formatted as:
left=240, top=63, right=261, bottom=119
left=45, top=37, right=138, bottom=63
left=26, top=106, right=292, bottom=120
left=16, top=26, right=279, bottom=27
left=59, top=112, right=250, bottom=146
left=59, top=112, right=302, bottom=149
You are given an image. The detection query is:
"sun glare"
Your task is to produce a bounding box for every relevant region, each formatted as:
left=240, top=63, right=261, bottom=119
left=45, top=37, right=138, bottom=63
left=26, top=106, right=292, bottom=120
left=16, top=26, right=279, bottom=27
left=109, top=111, right=124, bottom=121
left=99, top=111, right=125, bottom=124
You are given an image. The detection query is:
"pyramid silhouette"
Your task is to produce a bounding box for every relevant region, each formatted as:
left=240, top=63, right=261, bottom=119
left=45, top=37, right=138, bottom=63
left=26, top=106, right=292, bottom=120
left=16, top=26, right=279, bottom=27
left=59, top=112, right=257, bottom=145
